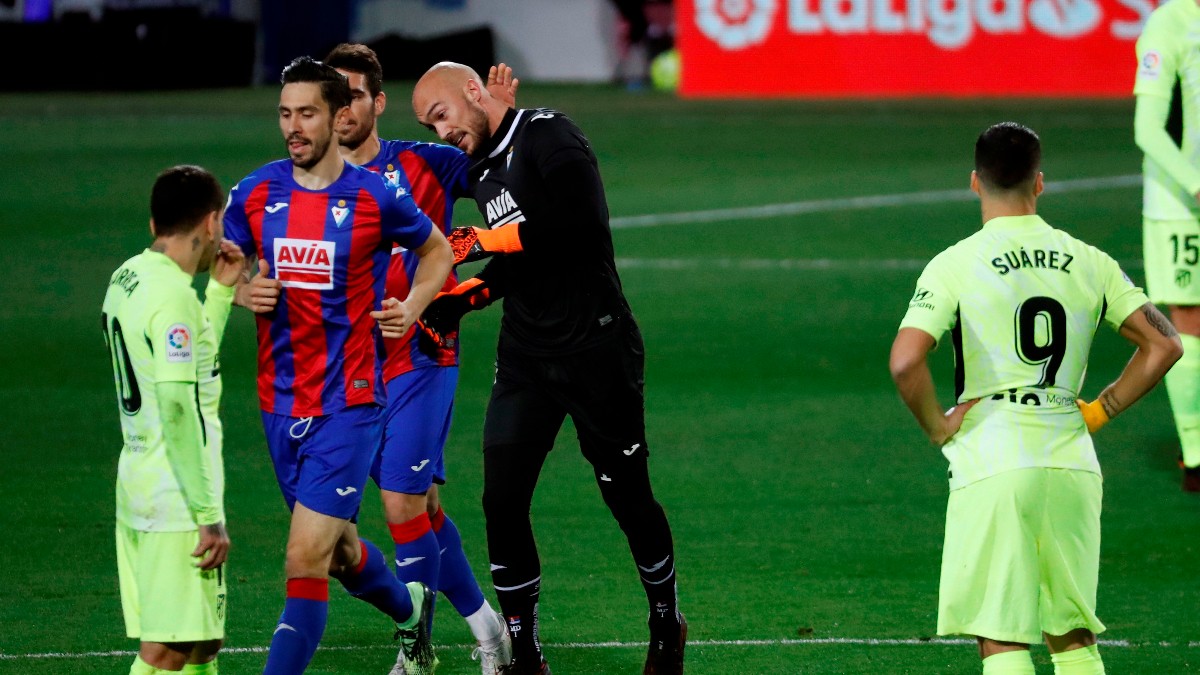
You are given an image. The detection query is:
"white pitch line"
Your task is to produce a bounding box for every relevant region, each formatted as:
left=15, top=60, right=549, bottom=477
left=616, top=258, right=1145, bottom=272
left=4, top=636, right=1195, bottom=660
left=609, top=174, right=1142, bottom=229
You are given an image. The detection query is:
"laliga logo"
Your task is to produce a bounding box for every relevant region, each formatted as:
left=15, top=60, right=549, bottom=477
left=696, top=0, right=778, bottom=49
left=698, top=0, right=1147, bottom=51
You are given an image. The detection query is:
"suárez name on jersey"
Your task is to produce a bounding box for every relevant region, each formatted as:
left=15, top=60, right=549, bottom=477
left=991, top=247, right=1073, bottom=275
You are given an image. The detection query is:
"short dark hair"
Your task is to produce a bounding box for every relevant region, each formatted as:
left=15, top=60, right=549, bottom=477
left=150, top=165, right=223, bottom=237
left=280, top=56, right=352, bottom=113
left=324, top=43, right=384, bottom=99
left=975, top=122, right=1041, bottom=192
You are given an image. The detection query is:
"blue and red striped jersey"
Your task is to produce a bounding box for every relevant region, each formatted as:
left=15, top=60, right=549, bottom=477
left=363, top=140, right=470, bottom=381
left=224, top=159, right=435, bottom=417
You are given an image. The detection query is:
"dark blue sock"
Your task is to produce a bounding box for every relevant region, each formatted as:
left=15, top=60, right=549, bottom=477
left=263, top=578, right=328, bottom=674
left=335, top=538, right=415, bottom=623
left=432, top=508, right=487, bottom=617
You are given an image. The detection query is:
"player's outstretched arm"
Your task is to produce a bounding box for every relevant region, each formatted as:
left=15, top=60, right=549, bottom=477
left=890, top=327, right=979, bottom=446
left=1080, top=303, right=1183, bottom=432
left=412, top=276, right=498, bottom=351
left=373, top=229, right=453, bottom=339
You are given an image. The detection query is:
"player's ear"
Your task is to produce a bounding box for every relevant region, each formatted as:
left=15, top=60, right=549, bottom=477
left=375, top=90, right=387, bottom=117
left=205, top=210, right=221, bottom=240
left=464, top=78, right=482, bottom=102
left=969, top=171, right=980, bottom=196
left=149, top=218, right=158, bottom=238
left=1034, top=172, right=1045, bottom=197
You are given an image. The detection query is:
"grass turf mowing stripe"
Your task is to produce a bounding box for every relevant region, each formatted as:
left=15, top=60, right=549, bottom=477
left=615, top=258, right=1145, bottom=271
left=610, top=174, right=1142, bottom=229
left=8, top=637, right=1199, bottom=660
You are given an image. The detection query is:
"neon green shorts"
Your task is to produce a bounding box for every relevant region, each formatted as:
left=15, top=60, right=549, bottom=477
left=937, top=468, right=1105, bottom=644
left=116, top=523, right=226, bottom=642
left=1143, top=217, right=1200, bottom=305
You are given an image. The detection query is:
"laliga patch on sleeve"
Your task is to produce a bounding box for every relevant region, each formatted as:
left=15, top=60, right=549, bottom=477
left=166, top=323, right=193, bottom=363
left=1139, top=51, right=1162, bottom=80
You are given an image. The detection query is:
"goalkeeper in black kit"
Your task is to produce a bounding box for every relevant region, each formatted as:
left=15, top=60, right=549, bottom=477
left=408, top=62, right=686, bottom=675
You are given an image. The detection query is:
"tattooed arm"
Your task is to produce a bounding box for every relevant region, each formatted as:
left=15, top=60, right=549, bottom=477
left=1093, top=303, right=1183, bottom=422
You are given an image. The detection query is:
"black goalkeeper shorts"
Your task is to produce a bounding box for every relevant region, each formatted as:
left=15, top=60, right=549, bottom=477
left=483, top=324, right=648, bottom=463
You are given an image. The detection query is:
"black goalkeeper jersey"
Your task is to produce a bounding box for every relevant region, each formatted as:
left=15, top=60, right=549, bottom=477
left=468, top=107, right=634, bottom=356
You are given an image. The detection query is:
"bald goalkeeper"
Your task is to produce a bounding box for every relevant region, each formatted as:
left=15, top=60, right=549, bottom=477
left=406, top=62, right=686, bottom=675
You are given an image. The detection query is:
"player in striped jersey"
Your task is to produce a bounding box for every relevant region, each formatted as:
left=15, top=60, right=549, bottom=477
left=323, top=43, right=517, bottom=675
left=891, top=123, right=1181, bottom=675
left=223, top=57, right=453, bottom=674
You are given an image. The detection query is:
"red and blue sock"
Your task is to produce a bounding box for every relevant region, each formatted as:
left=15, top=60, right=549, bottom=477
left=389, top=513, right=441, bottom=630
left=334, top=538, right=415, bottom=623
left=263, top=578, right=328, bottom=674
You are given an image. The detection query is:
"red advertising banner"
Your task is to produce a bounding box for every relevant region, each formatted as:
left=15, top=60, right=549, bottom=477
left=677, top=0, right=1160, bottom=97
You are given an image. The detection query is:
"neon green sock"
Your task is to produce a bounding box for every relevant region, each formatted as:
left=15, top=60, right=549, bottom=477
left=129, top=656, right=163, bottom=675
left=182, top=659, right=218, bottom=674
left=1164, top=334, right=1200, bottom=467
left=982, top=649, right=1035, bottom=674
left=1051, top=644, right=1105, bottom=674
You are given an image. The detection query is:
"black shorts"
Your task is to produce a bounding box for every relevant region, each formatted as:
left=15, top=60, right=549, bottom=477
left=483, top=325, right=647, bottom=464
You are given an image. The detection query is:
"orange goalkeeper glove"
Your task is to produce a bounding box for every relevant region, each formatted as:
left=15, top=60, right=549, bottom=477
left=416, top=277, right=494, bottom=353
left=1076, top=399, right=1110, bottom=434
left=446, top=225, right=523, bottom=266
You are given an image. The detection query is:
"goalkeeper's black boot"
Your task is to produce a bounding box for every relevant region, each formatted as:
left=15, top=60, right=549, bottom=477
left=644, top=613, right=687, bottom=675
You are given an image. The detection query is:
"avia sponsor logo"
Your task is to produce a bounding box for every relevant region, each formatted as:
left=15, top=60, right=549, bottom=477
left=484, top=189, right=523, bottom=227
left=695, top=0, right=1152, bottom=51
left=274, top=238, right=336, bottom=290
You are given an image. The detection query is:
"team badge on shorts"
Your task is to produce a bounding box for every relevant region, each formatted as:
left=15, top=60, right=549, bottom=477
left=166, top=324, right=193, bottom=362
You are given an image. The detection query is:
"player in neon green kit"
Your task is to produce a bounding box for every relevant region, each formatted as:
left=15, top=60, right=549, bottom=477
left=890, top=123, right=1182, bottom=675
left=1133, top=0, right=1200, bottom=490
left=101, top=165, right=243, bottom=674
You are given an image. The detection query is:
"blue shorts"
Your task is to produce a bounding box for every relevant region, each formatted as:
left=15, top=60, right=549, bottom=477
left=371, top=366, right=457, bottom=495
left=261, top=404, right=383, bottom=519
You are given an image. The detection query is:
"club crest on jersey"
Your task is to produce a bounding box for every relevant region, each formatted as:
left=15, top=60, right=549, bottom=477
left=384, top=164, right=401, bottom=188
left=331, top=199, right=350, bottom=227
left=274, top=237, right=336, bottom=290
left=166, top=324, right=193, bottom=363
left=506, top=146, right=514, bottom=170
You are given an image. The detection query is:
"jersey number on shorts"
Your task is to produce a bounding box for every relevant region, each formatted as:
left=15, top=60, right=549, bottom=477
left=1013, top=296, right=1066, bottom=387
left=101, top=312, right=142, bottom=416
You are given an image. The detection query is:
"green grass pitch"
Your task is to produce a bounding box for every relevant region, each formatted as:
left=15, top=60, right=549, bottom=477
left=0, top=87, right=1197, bottom=673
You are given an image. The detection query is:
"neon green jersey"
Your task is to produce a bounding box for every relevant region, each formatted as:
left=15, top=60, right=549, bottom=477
left=101, top=250, right=233, bottom=531
left=900, top=215, right=1147, bottom=488
left=1134, top=0, right=1200, bottom=220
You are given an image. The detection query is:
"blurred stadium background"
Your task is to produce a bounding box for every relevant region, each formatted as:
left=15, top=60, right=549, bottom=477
left=1, top=0, right=1196, bottom=673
